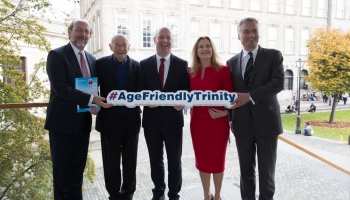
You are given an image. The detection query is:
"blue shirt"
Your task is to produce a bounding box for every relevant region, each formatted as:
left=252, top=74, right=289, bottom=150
left=113, top=55, right=129, bottom=114
left=113, top=55, right=129, bottom=90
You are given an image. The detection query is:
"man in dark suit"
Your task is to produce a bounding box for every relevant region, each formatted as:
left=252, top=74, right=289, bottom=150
left=227, top=18, right=284, bottom=200
left=95, top=34, right=141, bottom=200
left=45, top=19, right=112, bottom=200
left=137, top=27, right=190, bottom=200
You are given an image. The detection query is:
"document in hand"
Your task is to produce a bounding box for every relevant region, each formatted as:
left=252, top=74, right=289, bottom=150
left=75, top=77, right=100, bottom=113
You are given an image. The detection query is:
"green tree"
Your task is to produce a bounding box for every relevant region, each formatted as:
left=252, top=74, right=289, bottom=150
left=0, top=0, right=95, bottom=199
left=306, top=28, right=350, bottom=123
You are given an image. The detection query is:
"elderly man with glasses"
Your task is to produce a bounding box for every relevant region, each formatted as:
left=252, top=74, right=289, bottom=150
left=45, top=19, right=112, bottom=200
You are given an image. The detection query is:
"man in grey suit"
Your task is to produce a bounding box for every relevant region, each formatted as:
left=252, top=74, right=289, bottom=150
left=227, top=17, right=284, bottom=200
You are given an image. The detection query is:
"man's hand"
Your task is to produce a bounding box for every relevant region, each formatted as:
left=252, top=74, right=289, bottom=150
left=174, top=105, right=184, bottom=111
left=230, top=92, right=250, bottom=109
left=147, top=105, right=158, bottom=108
left=89, top=105, right=100, bottom=115
left=93, top=96, right=113, bottom=109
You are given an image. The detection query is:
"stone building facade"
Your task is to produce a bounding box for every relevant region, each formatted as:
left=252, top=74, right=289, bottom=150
left=81, top=0, right=350, bottom=99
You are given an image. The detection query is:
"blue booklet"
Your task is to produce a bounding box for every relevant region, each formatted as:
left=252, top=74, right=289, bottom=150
left=75, top=77, right=100, bottom=113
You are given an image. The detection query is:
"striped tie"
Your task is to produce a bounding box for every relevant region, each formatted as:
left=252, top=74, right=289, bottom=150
left=244, top=52, right=253, bottom=86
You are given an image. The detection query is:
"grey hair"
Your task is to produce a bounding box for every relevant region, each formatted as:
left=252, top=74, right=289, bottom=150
left=110, top=34, right=130, bottom=44
left=237, top=17, right=259, bottom=34
left=68, top=19, right=93, bottom=34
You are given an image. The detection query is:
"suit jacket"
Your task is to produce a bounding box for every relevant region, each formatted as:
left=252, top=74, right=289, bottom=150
left=137, top=54, right=190, bottom=129
left=45, top=43, right=96, bottom=133
left=95, top=55, right=141, bottom=135
left=227, top=46, right=284, bottom=138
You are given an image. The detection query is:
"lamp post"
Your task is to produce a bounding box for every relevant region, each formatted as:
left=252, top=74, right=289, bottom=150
left=295, top=58, right=305, bottom=134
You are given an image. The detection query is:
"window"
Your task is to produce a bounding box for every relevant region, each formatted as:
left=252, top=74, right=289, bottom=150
left=285, top=28, right=293, bottom=54
left=209, top=22, right=222, bottom=51
left=115, top=12, right=131, bottom=39
left=209, top=0, right=221, bottom=7
left=268, top=0, right=278, bottom=12
left=166, top=16, right=179, bottom=49
left=316, top=0, right=325, bottom=17
left=190, top=0, right=199, bottom=4
left=84, top=0, right=88, bottom=14
left=300, top=29, right=309, bottom=55
left=2, top=77, right=11, bottom=84
left=285, top=0, right=294, bottom=14
left=142, top=14, right=156, bottom=48
left=91, top=19, right=96, bottom=52
left=230, top=0, right=241, bottom=9
left=81, top=0, right=85, bottom=16
left=268, top=27, right=277, bottom=49
left=336, top=0, right=344, bottom=18
left=230, top=23, right=241, bottom=52
left=88, top=21, right=92, bottom=52
left=3, top=57, right=26, bottom=86
left=301, top=70, right=308, bottom=89
left=284, top=70, right=293, bottom=90
left=301, top=0, right=310, bottom=16
left=250, top=0, right=260, bottom=11
left=97, top=14, right=101, bottom=50
left=93, top=19, right=97, bottom=52
left=190, top=21, right=200, bottom=47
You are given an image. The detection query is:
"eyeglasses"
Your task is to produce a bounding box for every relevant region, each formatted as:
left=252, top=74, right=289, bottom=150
left=72, top=27, right=91, bottom=35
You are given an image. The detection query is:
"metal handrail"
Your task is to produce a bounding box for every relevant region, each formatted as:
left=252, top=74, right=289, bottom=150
left=0, top=103, right=48, bottom=109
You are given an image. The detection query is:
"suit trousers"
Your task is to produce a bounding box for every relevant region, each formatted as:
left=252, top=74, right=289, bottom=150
left=49, top=114, right=90, bottom=200
left=100, top=117, right=139, bottom=200
left=144, top=126, right=183, bottom=199
left=235, top=115, right=278, bottom=200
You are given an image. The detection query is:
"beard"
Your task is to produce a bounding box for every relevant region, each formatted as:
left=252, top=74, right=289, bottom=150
left=71, top=36, right=88, bottom=49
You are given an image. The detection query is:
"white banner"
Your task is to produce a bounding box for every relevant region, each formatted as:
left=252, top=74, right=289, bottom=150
left=106, top=90, right=237, bottom=108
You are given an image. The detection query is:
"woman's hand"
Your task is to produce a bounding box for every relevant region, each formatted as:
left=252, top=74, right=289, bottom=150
left=208, top=108, right=228, bottom=119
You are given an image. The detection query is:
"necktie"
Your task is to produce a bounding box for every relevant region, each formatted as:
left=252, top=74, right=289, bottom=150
left=244, top=52, right=253, bottom=86
left=79, top=51, right=89, bottom=77
left=159, top=58, right=165, bottom=88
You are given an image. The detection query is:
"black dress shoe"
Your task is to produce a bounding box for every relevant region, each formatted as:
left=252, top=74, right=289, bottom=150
left=151, top=195, right=165, bottom=200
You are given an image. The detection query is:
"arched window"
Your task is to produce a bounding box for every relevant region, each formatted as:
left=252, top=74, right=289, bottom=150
left=301, top=70, right=308, bottom=89
left=284, top=70, right=293, bottom=90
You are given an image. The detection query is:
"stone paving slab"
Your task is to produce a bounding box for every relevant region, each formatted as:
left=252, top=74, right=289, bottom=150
left=133, top=182, right=241, bottom=200
left=84, top=112, right=350, bottom=200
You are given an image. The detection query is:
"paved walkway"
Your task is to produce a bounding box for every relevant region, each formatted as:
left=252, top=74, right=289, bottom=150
left=83, top=101, right=350, bottom=200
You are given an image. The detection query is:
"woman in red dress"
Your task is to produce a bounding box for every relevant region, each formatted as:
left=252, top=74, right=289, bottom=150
left=189, top=36, right=234, bottom=200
